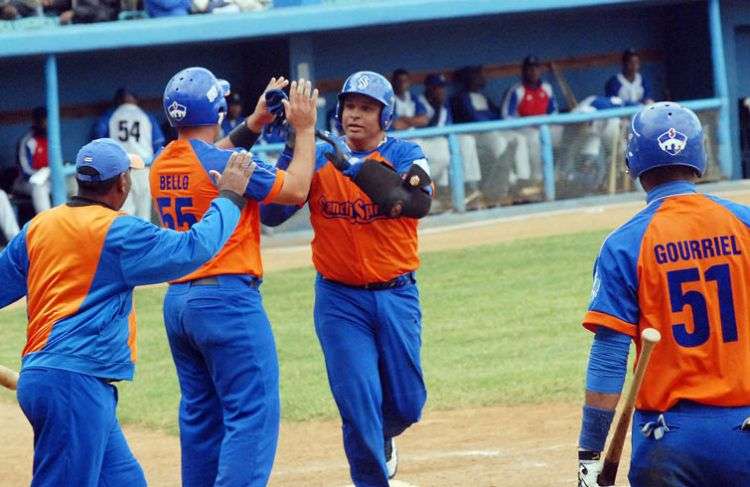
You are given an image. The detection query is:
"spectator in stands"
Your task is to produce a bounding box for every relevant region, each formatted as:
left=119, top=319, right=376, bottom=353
left=391, top=68, right=429, bottom=130
left=43, top=0, right=119, bottom=24
left=417, top=72, right=483, bottom=211
left=145, top=0, right=189, bottom=17
left=1, top=0, right=42, bottom=18
left=605, top=48, right=655, bottom=105
left=451, top=65, right=517, bottom=206
left=221, top=92, right=245, bottom=137
left=0, top=1, right=16, bottom=19
left=14, top=106, right=51, bottom=216
left=93, top=88, right=165, bottom=221
left=0, top=188, right=20, bottom=244
left=500, top=55, right=558, bottom=198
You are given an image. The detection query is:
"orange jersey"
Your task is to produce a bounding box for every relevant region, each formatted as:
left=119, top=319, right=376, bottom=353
left=0, top=194, right=242, bottom=380
left=263, top=137, right=428, bottom=285
left=150, top=139, right=284, bottom=281
left=584, top=181, right=750, bottom=411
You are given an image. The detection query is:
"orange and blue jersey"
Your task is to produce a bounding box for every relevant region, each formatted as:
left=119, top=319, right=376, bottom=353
left=0, top=196, right=241, bottom=381
left=150, top=139, right=285, bottom=281
left=261, top=136, right=429, bottom=285
left=583, top=181, right=750, bottom=411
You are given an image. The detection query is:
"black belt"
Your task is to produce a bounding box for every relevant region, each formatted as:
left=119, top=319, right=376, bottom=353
left=322, top=272, right=415, bottom=291
left=188, top=276, right=260, bottom=288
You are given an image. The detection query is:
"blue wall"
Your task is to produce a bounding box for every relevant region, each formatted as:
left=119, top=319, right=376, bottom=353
left=0, top=1, right=718, bottom=171
left=312, top=3, right=713, bottom=110
left=721, top=0, right=750, bottom=177
left=0, top=38, right=288, bottom=166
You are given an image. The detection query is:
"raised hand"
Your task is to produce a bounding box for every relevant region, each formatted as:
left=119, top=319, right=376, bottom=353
left=247, top=76, right=290, bottom=132
left=210, top=151, right=256, bottom=197
left=283, top=79, right=319, bottom=134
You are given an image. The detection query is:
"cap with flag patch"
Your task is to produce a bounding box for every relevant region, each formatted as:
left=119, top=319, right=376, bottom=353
left=76, top=138, right=143, bottom=182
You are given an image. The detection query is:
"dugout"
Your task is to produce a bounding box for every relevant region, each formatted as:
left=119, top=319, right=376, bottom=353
left=0, top=0, right=740, bottom=206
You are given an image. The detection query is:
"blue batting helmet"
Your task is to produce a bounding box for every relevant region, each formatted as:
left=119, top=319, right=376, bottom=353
left=163, top=67, right=230, bottom=128
left=336, top=71, right=395, bottom=131
left=626, top=102, right=706, bottom=179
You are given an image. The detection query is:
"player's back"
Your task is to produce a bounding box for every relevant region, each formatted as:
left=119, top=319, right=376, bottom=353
left=109, top=103, right=154, bottom=160
left=150, top=139, right=262, bottom=281
left=634, top=188, right=750, bottom=411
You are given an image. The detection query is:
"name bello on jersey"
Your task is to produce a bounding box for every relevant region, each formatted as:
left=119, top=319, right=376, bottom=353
left=318, top=196, right=386, bottom=224
left=159, top=174, right=190, bottom=191
left=654, top=235, right=742, bottom=264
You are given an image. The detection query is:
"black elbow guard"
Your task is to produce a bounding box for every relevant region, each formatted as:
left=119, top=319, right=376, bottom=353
left=352, top=160, right=432, bottom=219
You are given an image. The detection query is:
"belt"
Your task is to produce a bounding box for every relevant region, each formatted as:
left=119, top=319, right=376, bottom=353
left=191, top=277, right=220, bottom=286
left=322, top=272, right=415, bottom=291
left=187, top=276, right=260, bottom=288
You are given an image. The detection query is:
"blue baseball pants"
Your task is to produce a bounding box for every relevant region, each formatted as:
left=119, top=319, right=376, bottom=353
left=630, top=401, right=750, bottom=486
left=314, top=274, right=427, bottom=487
left=164, top=275, right=280, bottom=487
left=17, top=367, right=146, bottom=487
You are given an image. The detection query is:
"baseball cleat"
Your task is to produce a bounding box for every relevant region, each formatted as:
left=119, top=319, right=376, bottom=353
left=385, top=437, right=398, bottom=479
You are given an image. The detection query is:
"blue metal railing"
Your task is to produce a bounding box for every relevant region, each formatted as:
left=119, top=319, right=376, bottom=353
left=61, top=97, right=723, bottom=210
left=251, top=97, right=723, bottom=211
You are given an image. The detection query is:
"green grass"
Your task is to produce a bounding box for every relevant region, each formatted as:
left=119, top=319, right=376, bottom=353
left=0, top=229, right=608, bottom=432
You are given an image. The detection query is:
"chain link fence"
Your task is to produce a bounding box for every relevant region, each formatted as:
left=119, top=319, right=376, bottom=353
left=402, top=107, right=724, bottom=214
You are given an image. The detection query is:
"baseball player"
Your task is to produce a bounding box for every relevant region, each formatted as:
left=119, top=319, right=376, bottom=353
left=501, top=55, right=558, bottom=190
left=261, top=71, right=430, bottom=486
left=605, top=48, right=655, bottom=106
left=93, top=88, right=166, bottom=221
left=559, top=95, right=624, bottom=194
left=0, top=138, right=253, bottom=487
left=14, top=106, right=51, bottom=215
left=0, top=188, right=20, bottom=242
left=150, top=67, right=318, bottom=487
left=578, top=102, right=750, bottom=486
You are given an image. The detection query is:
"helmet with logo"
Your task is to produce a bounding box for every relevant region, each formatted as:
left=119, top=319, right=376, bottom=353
left=626, top=102, right=706, bottom=179
left=336, top=71, right=395, bottom=131
left=163, top=67, right=230, bottom=128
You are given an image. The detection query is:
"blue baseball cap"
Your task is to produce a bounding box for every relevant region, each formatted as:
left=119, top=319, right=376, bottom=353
left=75, top=138, right=144, bottom=182
left=424, top=73, right=447, bottom=87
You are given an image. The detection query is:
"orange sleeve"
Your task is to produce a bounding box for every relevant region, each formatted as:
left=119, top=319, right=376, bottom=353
left=582, top=310, right=638, bottom=337
left=262, top=169, right=286, bottom=204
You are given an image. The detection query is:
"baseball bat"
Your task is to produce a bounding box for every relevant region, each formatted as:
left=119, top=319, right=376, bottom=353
left=548, top=62, right=578, bottom=110
left=0, top=365, right=19, bottom=391
left=607, top=120, right=621, bottom=195
left=598, top=328, right=661, bottom=486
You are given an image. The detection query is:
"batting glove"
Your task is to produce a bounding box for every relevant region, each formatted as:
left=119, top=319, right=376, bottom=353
left=578, top=451, right=605, bottom=487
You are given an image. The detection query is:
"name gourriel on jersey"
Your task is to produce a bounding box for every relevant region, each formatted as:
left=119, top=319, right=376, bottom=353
left=654, top=235, right=742, bottom=265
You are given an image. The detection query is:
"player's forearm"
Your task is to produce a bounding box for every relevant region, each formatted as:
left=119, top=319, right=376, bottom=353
left=271, top=128, right=315, bottom=205
left=215, top=120, right=263, bottom=150
left=585, top=390, right=620, bottom=410
left=578, top=327, right=630, bottom=452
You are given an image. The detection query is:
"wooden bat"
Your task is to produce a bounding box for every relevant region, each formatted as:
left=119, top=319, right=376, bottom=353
left=608, top=120, right=622, bottom=195
left=548, top=62, right=578, bottom=110
left=0, top=365, right=19, bottom=391
left=598, top=328, right=661, bottom=486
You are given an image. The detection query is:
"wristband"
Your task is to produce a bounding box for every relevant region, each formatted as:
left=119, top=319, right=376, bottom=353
left=579, top=404, right=615, bottom=452
left=578, top=450, right=601, bottom=461
left=228, top=121, right=261, bottom=149
left=219, top=190, right=246, bottom=210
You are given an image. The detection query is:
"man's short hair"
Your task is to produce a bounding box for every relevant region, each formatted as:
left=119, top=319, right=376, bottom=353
left=622, top=48, right=638, bottom=64
left=391, top=68, right=409, bottom=81
left=76, top=166, right=120, bottom=195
